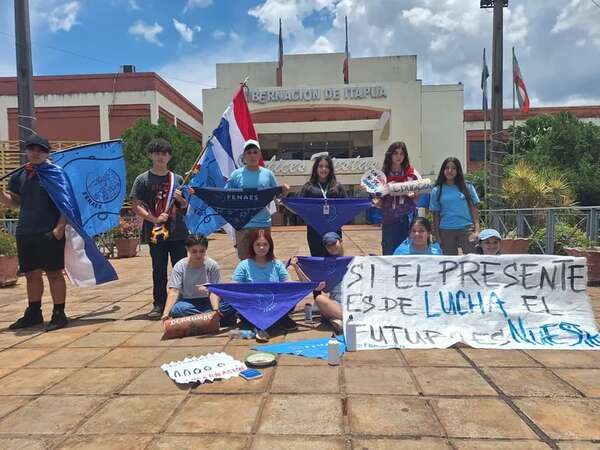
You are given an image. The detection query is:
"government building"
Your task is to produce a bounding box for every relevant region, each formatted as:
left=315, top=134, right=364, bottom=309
left=202, top=53, right=465, bottom=193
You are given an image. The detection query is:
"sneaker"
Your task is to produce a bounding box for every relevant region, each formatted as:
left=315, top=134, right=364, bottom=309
left=255, top=329, right=270, bottom=342
left=330, top=319, right=343, bottom=335
left=147, top=305, right=163, bottom=320
left=46, top=311, right=68, bottom=332
left=8, top=307, right=43, bottom=330
left=277, top=315, right=298, bottom=332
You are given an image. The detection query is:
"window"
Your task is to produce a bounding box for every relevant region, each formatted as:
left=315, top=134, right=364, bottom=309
left=257, top=131, right=373, bottom=160
left=469, top=141, right=485, bottom=162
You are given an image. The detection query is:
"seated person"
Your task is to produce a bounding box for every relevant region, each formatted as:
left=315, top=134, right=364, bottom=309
left=162, top=234, right=235, bottom=326
left=291, top=231, right=345, bottom=334
left=478, top=228, right=502, bottom=255
left=393, top=217, right=443, bottom=255
left=232, top=229, right=297, bottom=342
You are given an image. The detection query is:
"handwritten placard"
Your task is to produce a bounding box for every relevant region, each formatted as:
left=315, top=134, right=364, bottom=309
left=161, top=352, right=246, bottom=384
left=342, top=255, right=600, bottom=350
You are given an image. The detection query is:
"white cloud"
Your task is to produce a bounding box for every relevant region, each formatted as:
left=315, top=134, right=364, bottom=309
left=173, top=18, right=195, bottom=43
left=308, top=36, right=335, bottom=53
left=128, top=0, right=140, bottom=10
left=128, top=20, right=164, bottom=46
left=48, top=1, right=80, bottom=32
left=212, top=30, right=226, bottom=39
left=552, top=0, right=600, bottom=48
left=183, top=0, right=213, bottom=13
left=248, top=0, right=336, bottom=37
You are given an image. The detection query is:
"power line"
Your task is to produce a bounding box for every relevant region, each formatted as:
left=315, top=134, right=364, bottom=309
left=0, top=30, right=215, bottom=88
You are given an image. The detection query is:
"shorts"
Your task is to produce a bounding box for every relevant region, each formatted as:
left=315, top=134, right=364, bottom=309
left=16, top=232, right=65, bottom=274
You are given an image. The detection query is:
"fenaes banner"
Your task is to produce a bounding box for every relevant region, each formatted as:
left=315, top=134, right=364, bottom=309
left=341, top=255, right=600, bottom=350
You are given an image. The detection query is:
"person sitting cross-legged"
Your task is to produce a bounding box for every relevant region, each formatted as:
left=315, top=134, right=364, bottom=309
left=291, top=231, right=346, bottom=334
left=161, top=234, right=235, bottom=326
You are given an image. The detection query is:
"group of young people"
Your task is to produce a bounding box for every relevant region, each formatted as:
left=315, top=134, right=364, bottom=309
left=1, top=135, right=503, bottom=338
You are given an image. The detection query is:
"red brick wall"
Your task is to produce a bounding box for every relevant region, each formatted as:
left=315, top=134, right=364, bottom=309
left=109, top=104, right=151, bottom=139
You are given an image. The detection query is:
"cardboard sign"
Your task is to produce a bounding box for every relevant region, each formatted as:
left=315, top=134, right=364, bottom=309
left=342, top=255, right=600, bottom=350
left=161, top=352, right=246, bottom=384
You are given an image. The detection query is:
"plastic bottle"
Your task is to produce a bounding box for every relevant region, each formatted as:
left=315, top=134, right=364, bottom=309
left=327, top=338, right=341, bottom=366
left=304, top=304, right=313, bottom=324
left=229, top=329, right=256, bottom=339
left=345, top=315, right=357, bottom=352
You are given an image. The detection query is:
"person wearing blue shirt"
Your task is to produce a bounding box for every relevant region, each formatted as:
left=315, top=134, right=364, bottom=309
left=232, top=229, right=295, bottom=342
left=429, top=157, right=480, bottom=255
left=394, top=217, right=443, bottom=255
left=225, top=139, right=288, bottom=260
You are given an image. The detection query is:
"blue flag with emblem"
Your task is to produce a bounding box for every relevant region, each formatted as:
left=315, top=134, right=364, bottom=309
left=282, top=197, right=372, bottom=237
left=183, top=141, right=227, bottom=236
left=254, top=336, right=346, bottom=360
left=50, top=140, right=125, bottom=237
left=206, top=282, right=318, bottom=330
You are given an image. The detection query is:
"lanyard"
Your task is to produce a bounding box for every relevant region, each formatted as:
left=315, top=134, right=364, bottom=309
left=319, top=183, right=329, bottom=199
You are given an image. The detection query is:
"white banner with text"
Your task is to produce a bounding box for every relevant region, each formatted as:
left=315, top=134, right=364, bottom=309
left=342, top=255, right=599, bottom=350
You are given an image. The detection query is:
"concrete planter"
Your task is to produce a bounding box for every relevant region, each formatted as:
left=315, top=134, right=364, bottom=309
left=564, top=247, right=600, bottom=285
left=114, top=238, right=139, bottom=258
left=501, top=238, right=531, bottom=254
left=0, top=255, right=18, bottom=287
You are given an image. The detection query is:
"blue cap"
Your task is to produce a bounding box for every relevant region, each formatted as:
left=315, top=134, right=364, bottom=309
left=479, top=229, right=501, bottom=241
left=322, top=232, right=341, bottom=246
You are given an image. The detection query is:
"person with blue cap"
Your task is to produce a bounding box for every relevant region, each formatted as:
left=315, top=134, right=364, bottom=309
left=477, top=229, right=502, bottom=255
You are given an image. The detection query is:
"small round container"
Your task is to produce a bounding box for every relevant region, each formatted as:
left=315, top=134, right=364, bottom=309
left=245, top=351, right=276, bottom=368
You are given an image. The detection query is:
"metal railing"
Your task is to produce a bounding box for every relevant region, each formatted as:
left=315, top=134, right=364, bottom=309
left=480, top=206, right=600, bottom=254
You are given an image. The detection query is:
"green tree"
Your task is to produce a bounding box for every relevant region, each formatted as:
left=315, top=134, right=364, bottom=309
left=507, top=112, right=600, bottom=205
left=121, top=118, right=202, bottom=193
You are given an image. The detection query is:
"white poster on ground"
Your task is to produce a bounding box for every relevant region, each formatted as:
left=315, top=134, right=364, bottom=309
left=341, top=255, right=599, bottom=350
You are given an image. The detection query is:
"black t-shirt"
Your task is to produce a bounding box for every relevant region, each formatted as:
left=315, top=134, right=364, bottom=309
left=130, top=170, right=189, bottom=242
left=8, top=169, right=61, bottom=236
left=300, top=181, right=347, bottom=199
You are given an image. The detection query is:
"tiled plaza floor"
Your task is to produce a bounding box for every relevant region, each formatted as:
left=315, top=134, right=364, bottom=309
left=0, top=226, right=599, bottom=450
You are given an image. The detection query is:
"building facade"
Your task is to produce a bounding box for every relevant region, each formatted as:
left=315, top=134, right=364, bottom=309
left=202, top=53, right=465, bottom=190
left=0, top=72, right=204, bottom=144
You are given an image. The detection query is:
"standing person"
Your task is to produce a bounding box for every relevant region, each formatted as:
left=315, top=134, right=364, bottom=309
left=378, top=142, right=420, bottom=255
left=393, top=217, right=443, bottom=255
left=225, top=139, right=288, bottom=260
left=1, top=135, right=68, bottom=331
left=232, top=229, right=295, bottom=342
left=299, top=155, right=347, bottom=256
left=131, top=138, right=189, bottom=320
left=429, top=157, right=481, bottom=255
left=161, top=235, right=235, bottom=325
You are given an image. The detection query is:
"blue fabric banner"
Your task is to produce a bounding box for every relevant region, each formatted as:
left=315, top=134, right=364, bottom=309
left=184, top=142, right=227, bottom=236
left=254, top=336, right=346, bottom=360
left=282, top=197, right=372, bottom=236
left=50, top=140, right=126, bottom=237
left=206, top=281, right=318, bottom=330
left=290, top=256, right=353, bottom=291
left=192, top=186, right=283, bottom=230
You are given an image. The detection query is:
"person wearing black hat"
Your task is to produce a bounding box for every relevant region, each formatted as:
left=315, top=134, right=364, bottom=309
left=130, top=137, right=189, bottom=320
left=0, top=135, right=69, bottom=331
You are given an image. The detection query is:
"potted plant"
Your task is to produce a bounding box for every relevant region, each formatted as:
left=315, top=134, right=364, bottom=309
left=501, top=229, right=531, bottom=254
left=0, top=229, right=18, bottom=287
left=564, top=241, right=600, bottom=286
left=112, top=217, right=140, bottom=258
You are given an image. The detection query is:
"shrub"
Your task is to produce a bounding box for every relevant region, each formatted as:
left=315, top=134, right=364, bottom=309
left=0, top=230, right=17, bottom=257
left=529, top=222, right=591, bottom=255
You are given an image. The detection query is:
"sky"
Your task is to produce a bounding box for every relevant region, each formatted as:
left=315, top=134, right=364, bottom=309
left=0, top=0, right=599, bottom=110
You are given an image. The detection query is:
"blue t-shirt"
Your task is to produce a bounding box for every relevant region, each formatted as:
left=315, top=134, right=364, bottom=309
left=232, top=259, right=289, bottom=283
left=429, top=183, right=480, bottom=230
left=224, top=166, right=278, bottom=228
left=393, top=238, right=443, bottom=255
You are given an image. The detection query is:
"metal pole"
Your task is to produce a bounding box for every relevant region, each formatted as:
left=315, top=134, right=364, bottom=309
left=14, top=0, right=36, bottom=164
left=512, top=46, right=516, bottom=158
left=490, top=0, right=504, bottom=207
left=483, top=97, right=488, bottom=204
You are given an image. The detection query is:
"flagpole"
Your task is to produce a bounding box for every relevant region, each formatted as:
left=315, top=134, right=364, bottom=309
left=512, top=46, right=516, bottom=158
left=482, top=48, right=488, bottom=204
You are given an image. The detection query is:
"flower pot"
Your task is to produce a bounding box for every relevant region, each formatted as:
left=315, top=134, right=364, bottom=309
left=114, top=238, right=139, bottom=258
left=564, top=247, right=600, bottom=285
left=501, top=238, right=531, bottom=254
left=0, top=255, right=18, bottom=287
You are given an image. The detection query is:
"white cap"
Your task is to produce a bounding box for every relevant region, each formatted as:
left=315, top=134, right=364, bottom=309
left=479, top=229, right=502, bottom=241
left=243, top=139, right=261, bottom=151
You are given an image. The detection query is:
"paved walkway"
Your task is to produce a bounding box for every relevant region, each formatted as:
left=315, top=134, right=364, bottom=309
left=0, top=227, right=599, bottom=450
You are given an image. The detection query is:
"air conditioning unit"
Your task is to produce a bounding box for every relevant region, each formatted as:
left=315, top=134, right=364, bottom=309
left=120, top=65, right=136, bottom=73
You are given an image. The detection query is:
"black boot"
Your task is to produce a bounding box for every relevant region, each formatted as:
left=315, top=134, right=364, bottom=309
left=8, top=306, right=44, bottom=330
left=46, top=310, right=68, bottom=332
